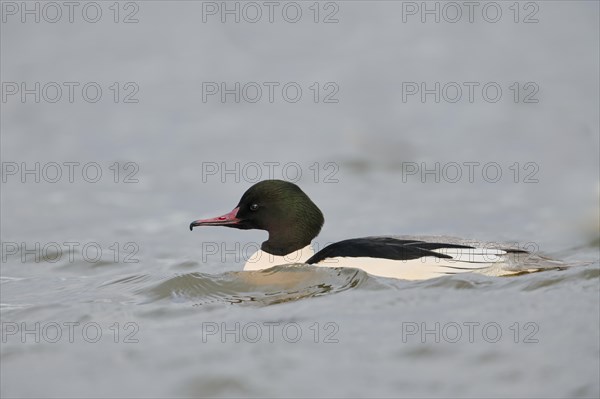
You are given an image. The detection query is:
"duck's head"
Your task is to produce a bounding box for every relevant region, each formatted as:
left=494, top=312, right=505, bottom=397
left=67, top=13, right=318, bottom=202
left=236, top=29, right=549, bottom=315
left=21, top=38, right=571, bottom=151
left=190, top=180, right=324, bottom=256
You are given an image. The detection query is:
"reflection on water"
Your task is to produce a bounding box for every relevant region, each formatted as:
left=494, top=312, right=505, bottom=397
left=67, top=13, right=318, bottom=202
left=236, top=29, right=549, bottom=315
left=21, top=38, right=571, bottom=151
left=105, top=265, right=371, bottom=306
left=95, top=259, right=586, bottom=308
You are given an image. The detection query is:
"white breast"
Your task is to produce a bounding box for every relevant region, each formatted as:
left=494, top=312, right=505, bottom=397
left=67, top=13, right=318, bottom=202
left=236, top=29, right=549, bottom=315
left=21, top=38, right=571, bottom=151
left=243, top=245, right=314, bottom=271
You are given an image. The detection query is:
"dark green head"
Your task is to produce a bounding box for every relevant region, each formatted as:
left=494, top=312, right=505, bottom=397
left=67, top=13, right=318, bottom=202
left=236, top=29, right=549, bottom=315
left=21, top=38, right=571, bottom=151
left=190, top=180, right=324, bottom=256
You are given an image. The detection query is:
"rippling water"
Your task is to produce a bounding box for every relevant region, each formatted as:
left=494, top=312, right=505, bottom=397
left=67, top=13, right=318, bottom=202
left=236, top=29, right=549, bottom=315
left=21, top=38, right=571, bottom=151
left=134, top=266, right=368, bottom=306
left=2, top=241, right=598, bottom=397
left=2, top=1, right=599, bottom=398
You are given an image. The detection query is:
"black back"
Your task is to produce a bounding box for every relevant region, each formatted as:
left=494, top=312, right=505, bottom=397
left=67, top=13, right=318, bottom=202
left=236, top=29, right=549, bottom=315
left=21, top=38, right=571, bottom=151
left=306, top=237, right=475, bottom=264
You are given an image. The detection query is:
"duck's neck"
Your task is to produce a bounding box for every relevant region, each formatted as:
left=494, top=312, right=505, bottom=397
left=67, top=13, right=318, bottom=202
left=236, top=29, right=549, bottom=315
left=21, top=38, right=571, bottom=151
left=260, top=199, right=324, bottom=256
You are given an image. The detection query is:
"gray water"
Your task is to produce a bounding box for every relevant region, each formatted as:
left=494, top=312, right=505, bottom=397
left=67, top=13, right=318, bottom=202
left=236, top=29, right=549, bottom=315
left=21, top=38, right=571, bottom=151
left=1, top=1, right=599, bottom=397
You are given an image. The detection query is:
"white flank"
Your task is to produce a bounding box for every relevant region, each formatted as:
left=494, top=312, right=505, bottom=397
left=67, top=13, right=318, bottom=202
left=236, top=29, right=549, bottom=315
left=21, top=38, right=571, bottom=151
left=313, top=252, right=500, bottom=280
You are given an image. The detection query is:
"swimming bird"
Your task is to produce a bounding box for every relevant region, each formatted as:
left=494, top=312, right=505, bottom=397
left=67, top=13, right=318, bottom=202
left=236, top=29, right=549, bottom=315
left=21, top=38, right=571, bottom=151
left=190, top=180, right=558, bottom=280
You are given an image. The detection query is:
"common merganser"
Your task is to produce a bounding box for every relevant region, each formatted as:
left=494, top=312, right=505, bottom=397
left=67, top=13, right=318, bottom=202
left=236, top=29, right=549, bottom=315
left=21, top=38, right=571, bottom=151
left=190, top=180, right=553, bottom=280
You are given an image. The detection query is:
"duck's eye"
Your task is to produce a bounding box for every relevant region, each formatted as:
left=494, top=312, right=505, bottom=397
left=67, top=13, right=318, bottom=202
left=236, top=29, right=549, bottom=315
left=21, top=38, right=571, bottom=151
left=250, top=203, right=259, bottom=211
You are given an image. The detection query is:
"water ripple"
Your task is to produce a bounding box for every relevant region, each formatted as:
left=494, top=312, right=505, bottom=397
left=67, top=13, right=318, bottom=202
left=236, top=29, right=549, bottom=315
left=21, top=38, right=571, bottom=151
left=137, top=264, right=370, bottom=306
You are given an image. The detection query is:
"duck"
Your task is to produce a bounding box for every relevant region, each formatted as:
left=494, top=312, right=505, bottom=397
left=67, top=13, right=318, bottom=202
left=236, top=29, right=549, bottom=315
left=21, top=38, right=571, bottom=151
left=190, top=180, right=558, bottom=280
